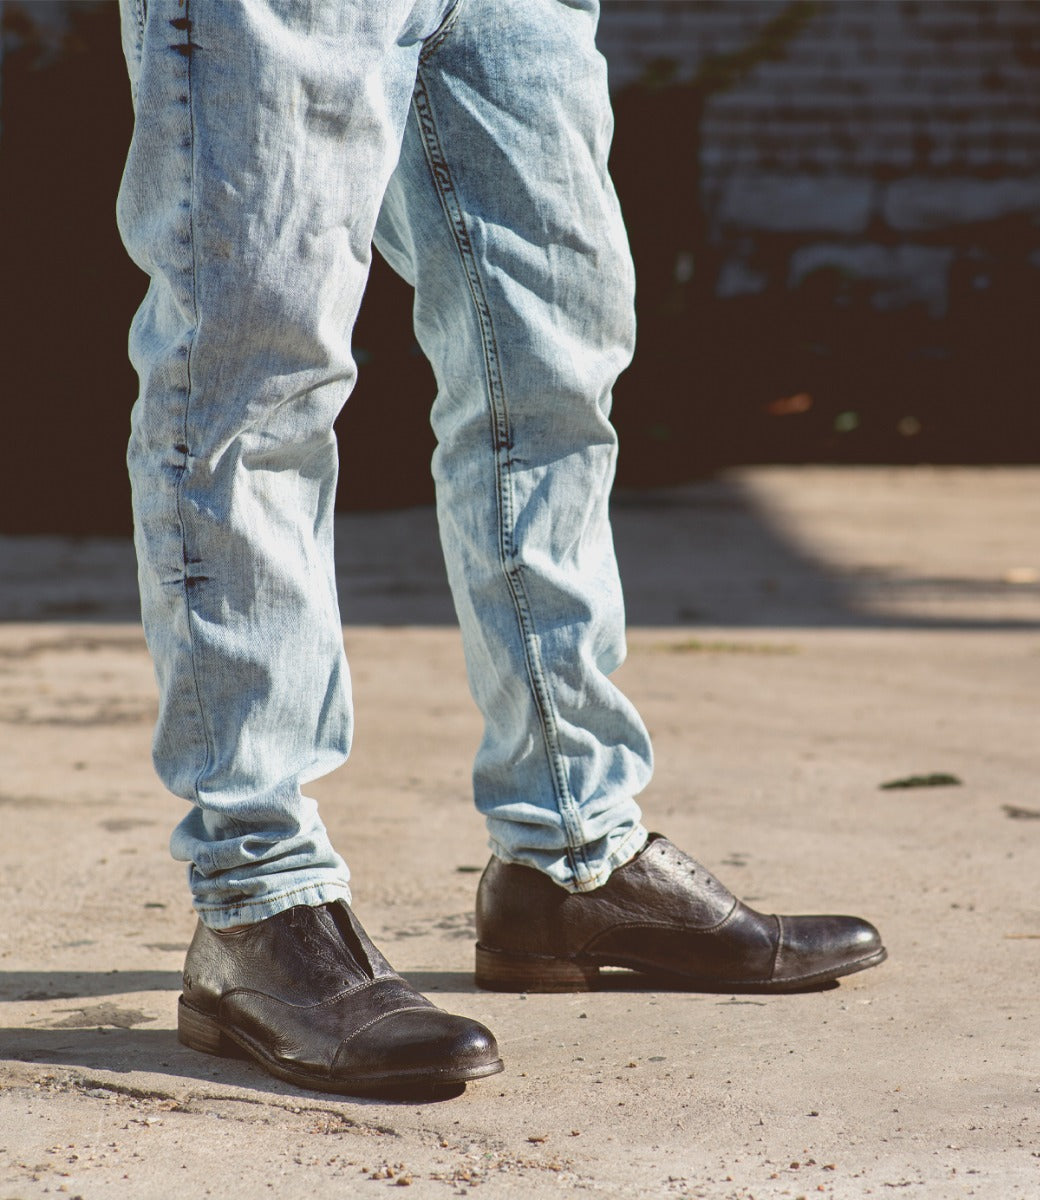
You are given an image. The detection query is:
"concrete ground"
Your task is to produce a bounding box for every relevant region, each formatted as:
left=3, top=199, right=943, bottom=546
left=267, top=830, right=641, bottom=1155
left=1, top=466, right=1038, bottom=1199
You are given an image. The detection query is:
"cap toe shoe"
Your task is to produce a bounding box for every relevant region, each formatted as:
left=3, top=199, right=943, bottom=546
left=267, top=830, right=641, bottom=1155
left=475, top=833, right=885, bottom=992
left=179, top=901, right=503, bottom=1095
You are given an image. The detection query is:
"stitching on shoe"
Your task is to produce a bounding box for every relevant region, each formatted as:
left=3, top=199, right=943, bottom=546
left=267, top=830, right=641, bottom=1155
left=335, top=1005, right=440, bottom=1050
left=223, top=976, right=424, bottom=1010
left=578, top=902, right=743, bottom=956
left=771, top=913, right=784, bottom=981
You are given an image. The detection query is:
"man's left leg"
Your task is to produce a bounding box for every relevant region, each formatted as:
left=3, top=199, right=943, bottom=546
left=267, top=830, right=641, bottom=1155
left=374, top=0, right=886, bottom=992
left=376, top=0, right=651, bottom=892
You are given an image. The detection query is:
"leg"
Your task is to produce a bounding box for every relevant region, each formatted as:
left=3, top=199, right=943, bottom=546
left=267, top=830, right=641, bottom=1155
left=117, top=0, right=501, bottom=1090
left=119, top=0, right=426, bottom=926
left=375, top=0, right=652, bottom=893
left=372, top=0, right=887, bottom=991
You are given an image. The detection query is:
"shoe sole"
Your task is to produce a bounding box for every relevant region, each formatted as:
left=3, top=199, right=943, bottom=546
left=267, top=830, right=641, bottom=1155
left=177, top=997, right=504, bottom=1096
left=474, top=943, right=888, bottom=993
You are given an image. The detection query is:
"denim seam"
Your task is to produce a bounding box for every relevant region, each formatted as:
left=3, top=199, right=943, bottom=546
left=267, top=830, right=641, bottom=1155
left=127, top=0, right=146, bottom=62
left=418, top=0, right=468, bottom=65
left=175, top=0, right=215, bottom=805
left=411, top=73, right=592, bottom=883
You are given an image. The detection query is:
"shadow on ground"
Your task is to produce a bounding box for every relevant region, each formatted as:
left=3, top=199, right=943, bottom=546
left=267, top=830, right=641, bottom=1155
left=2, top=472, right=1038, bottom=629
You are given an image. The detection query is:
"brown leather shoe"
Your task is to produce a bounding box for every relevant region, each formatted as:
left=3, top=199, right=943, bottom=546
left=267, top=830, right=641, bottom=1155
left=474, top=834, right=886, bottom=992
left=178, top=901, right=503, bottom=1095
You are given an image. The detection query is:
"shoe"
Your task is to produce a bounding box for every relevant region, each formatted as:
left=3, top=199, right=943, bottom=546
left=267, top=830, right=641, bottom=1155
left=178, top=900, right=503, bottom=1095
left=474, top=834, right=886, bottom=992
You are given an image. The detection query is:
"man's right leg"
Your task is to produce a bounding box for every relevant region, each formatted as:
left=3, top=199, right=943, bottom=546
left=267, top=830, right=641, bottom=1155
left=117, top=0, right=501, bottom=1092
left=118, top=0, right=425, bottom=924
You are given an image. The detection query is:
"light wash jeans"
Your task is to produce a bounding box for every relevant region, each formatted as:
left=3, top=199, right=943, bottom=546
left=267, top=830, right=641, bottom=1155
left=117, top=0, right=652, bottom=929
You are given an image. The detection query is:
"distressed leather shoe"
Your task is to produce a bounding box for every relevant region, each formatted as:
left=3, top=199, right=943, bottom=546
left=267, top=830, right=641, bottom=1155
left=475, top=834, right=885, bottom=992
left=178, top=901, right=503, bottom=1094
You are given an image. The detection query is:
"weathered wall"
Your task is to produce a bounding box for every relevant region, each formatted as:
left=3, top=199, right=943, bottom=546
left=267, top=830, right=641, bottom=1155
left=598, top=0, right=1040, bottom=315
left=2, top=1, right=1038, bottom=534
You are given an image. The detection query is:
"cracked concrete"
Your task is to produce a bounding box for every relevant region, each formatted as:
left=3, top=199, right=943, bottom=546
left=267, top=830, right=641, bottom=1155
left=1, top=467, right=1039, bottom=1198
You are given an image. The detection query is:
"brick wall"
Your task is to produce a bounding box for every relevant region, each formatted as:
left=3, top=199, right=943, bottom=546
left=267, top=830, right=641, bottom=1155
left=598, top=0, right=1040, bottom=314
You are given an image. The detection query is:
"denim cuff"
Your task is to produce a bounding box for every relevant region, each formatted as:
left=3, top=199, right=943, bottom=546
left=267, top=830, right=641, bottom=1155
left=194, top=880, right=353, bottom=930
left=489, top=821, right=649, bottom=895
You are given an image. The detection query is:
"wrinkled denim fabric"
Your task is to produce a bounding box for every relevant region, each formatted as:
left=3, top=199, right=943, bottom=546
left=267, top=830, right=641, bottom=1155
left=117, top=0, right=652, bottom=928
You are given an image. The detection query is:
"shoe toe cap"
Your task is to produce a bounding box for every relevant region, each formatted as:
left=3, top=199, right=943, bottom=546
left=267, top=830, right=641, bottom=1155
left=774, top=914, right=886, bottom=986
left=334, top=1008, right=502, bottom=1084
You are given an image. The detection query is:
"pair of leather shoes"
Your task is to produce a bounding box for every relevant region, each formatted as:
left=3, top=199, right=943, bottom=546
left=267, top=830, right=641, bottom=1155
left=474, top=833, right=886, bottom=992
left=177, top=836, right=885, bottom=1094
left=177, top=900, right=502, bottom=1095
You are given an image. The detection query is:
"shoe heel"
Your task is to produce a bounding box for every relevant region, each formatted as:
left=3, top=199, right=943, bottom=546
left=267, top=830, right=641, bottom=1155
left=177, top=997, right=232, bottom=1056
left=475, top=944, right=598, bottom=992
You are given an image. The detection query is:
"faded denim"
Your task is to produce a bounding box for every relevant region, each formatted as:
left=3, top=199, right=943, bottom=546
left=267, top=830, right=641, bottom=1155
left=117, top=0, right=652, bottom=928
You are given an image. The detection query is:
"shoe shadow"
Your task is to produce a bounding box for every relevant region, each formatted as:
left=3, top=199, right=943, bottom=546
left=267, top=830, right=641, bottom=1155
left=400, top=968, right=841, bottom=996
left=586, top=970, right=842, bottom=995
left=0, top=969, right=182, bottom=1002
left=1, top=969, right=476, bottom=1105
left=400, top=970, right=485, bottom=994
left=398, top=969, right=844, bottom=998
left=406, top=967, right=841, bottom=996
left=1, top=1024, right=469, bottom=1105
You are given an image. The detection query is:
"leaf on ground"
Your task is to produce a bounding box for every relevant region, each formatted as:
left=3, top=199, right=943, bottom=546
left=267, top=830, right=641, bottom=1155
left=658, top=639, right=798, bottom=656
left=1002, top=804, right=1040, bottom=820
left=879, top=773, right=962, bottom=790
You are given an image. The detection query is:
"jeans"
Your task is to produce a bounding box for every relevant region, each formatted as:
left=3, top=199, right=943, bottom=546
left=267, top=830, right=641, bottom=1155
left=117, top=0, right=653, bottom=929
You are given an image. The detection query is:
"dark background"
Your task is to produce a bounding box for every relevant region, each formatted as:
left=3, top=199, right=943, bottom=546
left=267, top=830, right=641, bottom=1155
left=2, top=1, right=1038, bottom=535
